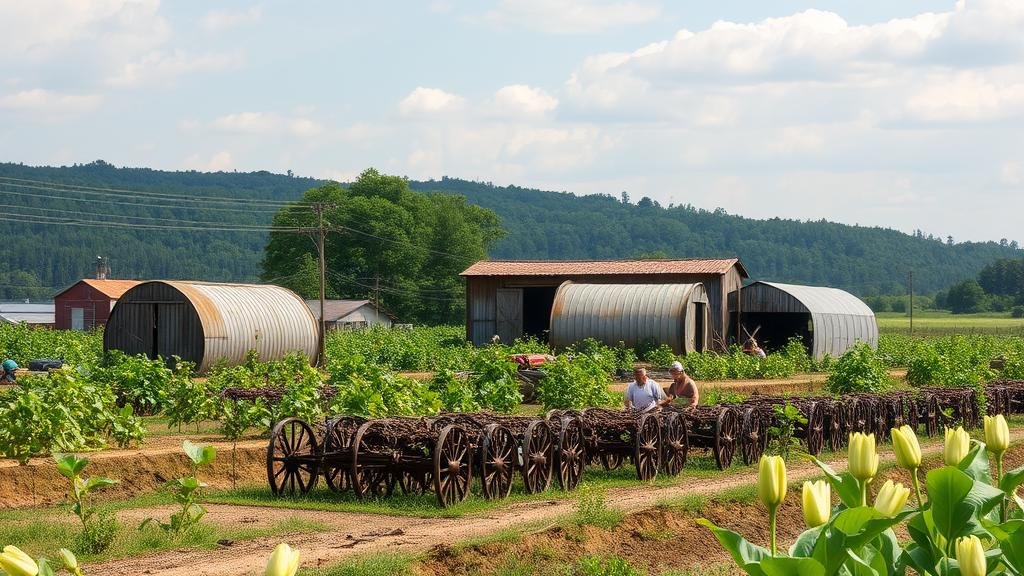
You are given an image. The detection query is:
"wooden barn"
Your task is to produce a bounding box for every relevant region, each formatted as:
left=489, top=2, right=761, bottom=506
left=54, top=279, right=141, bottom=331
left=461, top=259, right=748, bottom=349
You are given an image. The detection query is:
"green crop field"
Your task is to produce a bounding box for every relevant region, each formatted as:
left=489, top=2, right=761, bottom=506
left=876, top=311, right=1024, bottom=336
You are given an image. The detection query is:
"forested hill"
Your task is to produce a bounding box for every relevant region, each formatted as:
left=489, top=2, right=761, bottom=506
left=0, top=161, right=1017, bottom=300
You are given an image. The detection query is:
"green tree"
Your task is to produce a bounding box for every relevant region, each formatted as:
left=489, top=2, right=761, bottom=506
left=946, top=279, right=987, bottom=314
left=261, top=169, right=503, bottom=324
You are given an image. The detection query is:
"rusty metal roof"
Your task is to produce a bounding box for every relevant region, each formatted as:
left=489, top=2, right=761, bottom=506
left=55, top=279, right=142, bottom=300
left=461, top=258, right=748, bottom=277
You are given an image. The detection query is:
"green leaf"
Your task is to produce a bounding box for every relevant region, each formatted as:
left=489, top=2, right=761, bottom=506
left=807, top=455, right=863, bottom=509
left=902, top=545, right=940, bottom=576
left=760, top=557, right=825, bottom=576
left=1001, top=464, right=1024, bottom=500
left=37, top=557, right=56, bottom=576
left=182, top=440, right=216, bottom=465
left=845, top=548, right=880, bottom=576
left=53, top=453, right=87, bottom=479
left=84, top=476, right=117, bottom=490
left=789, top=525, right=824, bottom=558
left=927, top=466, right=1004, bottom=542
left=957, top=441, right=992, bottom=484
left=987, top=519, right=1024, bottom=573
left=696, top=518, right=770, bottom=576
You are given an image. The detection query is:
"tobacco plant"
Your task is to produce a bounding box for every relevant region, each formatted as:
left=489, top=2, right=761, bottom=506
left=141, top=441, right=216, bottom=536
left=54, top=454, right=119, bottom=554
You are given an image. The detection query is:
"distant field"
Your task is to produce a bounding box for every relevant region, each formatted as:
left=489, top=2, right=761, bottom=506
left=876, top=311, right=1024, bottom=336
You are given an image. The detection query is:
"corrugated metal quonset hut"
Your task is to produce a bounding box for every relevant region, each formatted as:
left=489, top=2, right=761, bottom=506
left=727, top=281, right=877, bottom=360
left=549, top=282, right=710, bottom=354
left=104, top=281, right=318, bottom=373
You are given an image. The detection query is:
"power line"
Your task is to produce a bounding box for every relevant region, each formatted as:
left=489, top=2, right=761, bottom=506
left=325, top=269, right=462, bottom=302
left=0, top=176, right=297, bottom=206
left=0, top=212, right=308, bottom=232
left=0, top=186, right=284, bottom=214
left=0, top=203, right=292, bottom=228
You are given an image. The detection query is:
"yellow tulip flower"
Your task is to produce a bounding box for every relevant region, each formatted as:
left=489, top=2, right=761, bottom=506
left=802, top=480, right=831, bottom=528
left=873, top=479, right=910, bottom=516
left=944, top=427, right=971, bottom=466
left=955, top=535, right=986, bottom=576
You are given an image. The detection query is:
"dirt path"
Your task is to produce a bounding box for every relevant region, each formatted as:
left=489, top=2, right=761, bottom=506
left=88, top=426, right=1009, bottom=576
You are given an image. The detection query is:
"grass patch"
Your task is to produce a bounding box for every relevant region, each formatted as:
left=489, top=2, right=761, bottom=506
left=655, top=493, right=708, bottom=514
left=572, top=484, right=623, bottom=530
left=877, top=311, right=1024, bottom=336
left=714, top=483, right=758, bottom=505
left=0, top=513, right=326, bottom=563
left=298, top=552, right=415, bottom=576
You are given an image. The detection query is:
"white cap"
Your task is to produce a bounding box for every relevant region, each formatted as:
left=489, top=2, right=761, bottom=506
left=669, top=361, right=683, bottom=371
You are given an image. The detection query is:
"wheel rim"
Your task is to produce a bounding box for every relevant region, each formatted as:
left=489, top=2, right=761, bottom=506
left=481, top=424, right=516, bottom=499
left=713, top=409, right=737, bottom=471
left=556, top=417, right=586, bottom=490
left=661, top=412, right=688, bottom=475
left=634, top=413, right=661, bottom=481
left=805, top=402, right=824, bottom=456
left=323, top=417, right=361, bottom=493
left=522, top=420, right=553, bottom=494
left=740, top=408, right=758, bottom=466
left=350, top=421, right=394, bottom=500
left=266, top=417, right=320, bottom=496
left=434, top=425, right=473, bottom=508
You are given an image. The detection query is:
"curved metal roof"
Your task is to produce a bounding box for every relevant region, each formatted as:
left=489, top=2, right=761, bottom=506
left=736, top=281, right=877, bottom=360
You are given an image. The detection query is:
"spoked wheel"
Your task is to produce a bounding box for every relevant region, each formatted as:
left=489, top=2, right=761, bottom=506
left=522, top=420, right=553, bottom=494
left=804, top=402, right=825, bottom=456
left=600, top=452, right=624, bottom=471
left=267, top=418, right=320, bottom=496
left=906, top=395, right=920, bottom=432
left=634, top=412, right=661, bottom=481
left=433, top=425, right=473, bottom=508
left=660, top=412, right=688, bottom=475
left=399, top=470, right=431, bottom=496
left=481, top=424, right=516, bottom=500
left=323, top=416, right=362, bottom=493
left=555, top=417, right=586, bottom=490
left=924, top=395, right=940, bottom=437
left=350, top=421, right=396, bottom=500
left=827, top=403, right=845, bottom=451
left=740, top=407, right=764, bottom=466
left=713, top=408, right=738, bottom=471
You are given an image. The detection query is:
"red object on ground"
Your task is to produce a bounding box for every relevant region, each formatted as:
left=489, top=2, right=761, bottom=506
left=508, top=353, right=549, bottom=368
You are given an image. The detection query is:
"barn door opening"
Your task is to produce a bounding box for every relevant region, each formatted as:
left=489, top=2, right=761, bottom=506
left=522, top=286, right=557, bottom=341
left=495, top=288, right=523, bottom=344
left=694, top=302, right=706, bottom=352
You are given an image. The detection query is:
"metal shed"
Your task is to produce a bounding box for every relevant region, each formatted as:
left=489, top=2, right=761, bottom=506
left=550, top=282, right=710, bottom=354
left=728, top=281, right=877, bottom=360
left=104, top=281, right=318, bottom=373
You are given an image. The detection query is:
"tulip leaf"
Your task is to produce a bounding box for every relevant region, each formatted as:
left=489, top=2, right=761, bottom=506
left=789, top=525, right=823, bottom=558
left=696, top=518, right=769, bottom=576
left=907, top=512, right=937, bottom=558
left=844, top=548, right=880, bottom=576
left=760, top=557, right=825, bottom=576
left=928, top=466, right=1004, bottom=542
left=37, top=557, right=56, bottom=576
left=1000, top=464, right=1024, bottom=497
left=987, top=520, right=1024, bottom=573
left=902, top=544, right=941, bottom=576
left=834, top=507, right=915, bottom=549
left=807, top=455, right=863, bottom=509
left=957, top=441, right=991, bottom=484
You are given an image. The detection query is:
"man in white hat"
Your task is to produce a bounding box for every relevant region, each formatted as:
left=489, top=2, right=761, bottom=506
left=623, top=366, right=669, bottom=413
left=666, top=361, right=700, bottom=409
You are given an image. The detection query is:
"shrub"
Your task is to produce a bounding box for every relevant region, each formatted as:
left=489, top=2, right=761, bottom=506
left=825, top=343, right=892, bottom=394
left=645, top=344, right=677, bottom=369
left=537, top=354, right=615, bottom=410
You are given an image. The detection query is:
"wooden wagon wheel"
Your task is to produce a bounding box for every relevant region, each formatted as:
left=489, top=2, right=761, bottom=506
left=826, top=402, right=845, bottom=451
left=634, top=412, right=661, bottom=481
left=712, top=408, right=738, bottom=471
left=739, top=407, right=763, bottom=466
left=398, top=471, right=431, bottom=496
left=555, top=416, right=586, bottom=491
left=480, top=424, right=516, bottom=500
left=660, top=411, right=688, bottom=475
left=905, top=395, right=920, bottom=432
left=804, top=402, right=825, bottom=456
left=924, top=395, right=940, bottom=437
left=323, top=416, right=361, bottom=493
left=267, top=417, right=320, bottom=496
left=433, top=425, right=473, bottom=508
left=522, top=419, right=553, bottom=494
left=350, top=421, right=396, bottom=500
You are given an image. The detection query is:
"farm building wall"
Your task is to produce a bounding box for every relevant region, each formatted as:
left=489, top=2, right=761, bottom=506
left=465, top=270, right=741, bottom=350
left=549, top=282, right=710, bottom=354
left=54, top=280, right=140, bottom=331
left=105, top=281, right=318, bottom=372
left=728, top=281, right=878, bottom=360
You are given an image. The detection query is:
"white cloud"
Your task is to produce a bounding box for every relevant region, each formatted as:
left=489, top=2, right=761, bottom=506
left=107, top=50, right=240, bottom=87
left=0, top=89, right=102, bottom=114
left=398, top=87, right=466, bottom=116
left=200, top=6, right=263, bottom=33
left=489, top=84, right=558, bottom=117
left=474, top=0, right=660, bottom=34
left=903, top=69, right=1024, bottom=123
left=212, top=112, right=324, bottom=137
left=184, top=151, right=233, bottom=171
left=1003, top=161, right=1024, bottom=186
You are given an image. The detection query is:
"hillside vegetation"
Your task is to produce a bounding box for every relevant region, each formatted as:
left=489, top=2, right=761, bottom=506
left=1, top=161, right=1018, bottom=303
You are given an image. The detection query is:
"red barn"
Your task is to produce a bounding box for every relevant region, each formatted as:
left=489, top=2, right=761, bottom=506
left=54, top=279, right=141, bottom=331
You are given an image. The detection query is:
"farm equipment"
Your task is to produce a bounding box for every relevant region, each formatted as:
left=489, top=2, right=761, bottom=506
left=579, top=407, right=662, bottom=480
left=675, top=404, right=739, bottom=470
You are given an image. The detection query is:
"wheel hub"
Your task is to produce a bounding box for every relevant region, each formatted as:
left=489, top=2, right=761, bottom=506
left=448, top=459, right=461, bottom=474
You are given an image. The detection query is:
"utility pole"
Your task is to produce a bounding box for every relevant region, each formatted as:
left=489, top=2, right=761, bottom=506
left=908, top=271, right=914, bottom=337
left=374, top=273, right=380, bottom=312
left=314, top=203, right=327, bottom=367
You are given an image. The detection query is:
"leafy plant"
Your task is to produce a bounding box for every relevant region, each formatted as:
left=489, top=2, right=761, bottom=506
left=141, top=441, right=216, bottom=537
left=327, top=354, right=441, bottom=418
left=468, top=346, right=522, bottom=413
left=536, top=354, right=615, bottom=410
left=766, top=403, right=807, bottom=460
left=53, top=454, right=118, bottom=554
left=825, top=342, right=892, bottom=394
left=429, top=370, right=481, bottom=412
left=575, top=555, right=642, bottom=576
left=644, top=344, right=677, bottom=368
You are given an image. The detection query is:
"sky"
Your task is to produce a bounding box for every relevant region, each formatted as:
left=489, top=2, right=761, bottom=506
left=1, top=0, right=1023, bottom=244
